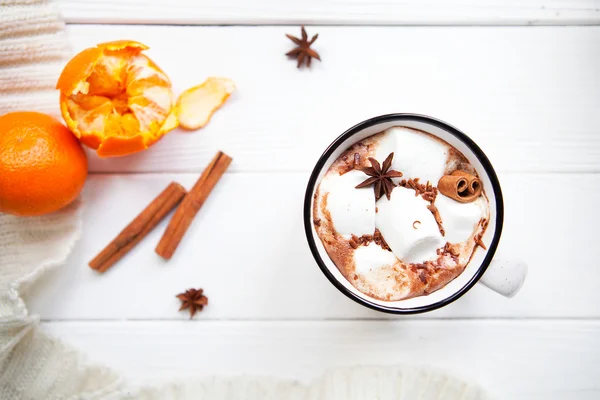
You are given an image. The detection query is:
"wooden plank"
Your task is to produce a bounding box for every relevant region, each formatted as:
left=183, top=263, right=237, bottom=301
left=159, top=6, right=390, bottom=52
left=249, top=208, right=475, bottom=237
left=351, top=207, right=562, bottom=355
left=25, top=172, right=600, bottom=320
left=57, top=0, right=600, bottom=25
left=60, top=25, right=600, bottom=173
left=40, top=320, right=600, bottom=399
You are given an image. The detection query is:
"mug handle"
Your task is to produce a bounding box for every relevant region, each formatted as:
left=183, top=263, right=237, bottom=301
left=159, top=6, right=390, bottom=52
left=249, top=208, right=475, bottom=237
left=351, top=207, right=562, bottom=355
left=478, top=253, right=527, bottom=298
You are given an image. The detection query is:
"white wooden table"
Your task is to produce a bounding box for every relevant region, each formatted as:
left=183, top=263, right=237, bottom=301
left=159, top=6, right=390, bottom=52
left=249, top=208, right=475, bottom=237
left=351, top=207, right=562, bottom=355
left=30, top=1, right=600, bottom=398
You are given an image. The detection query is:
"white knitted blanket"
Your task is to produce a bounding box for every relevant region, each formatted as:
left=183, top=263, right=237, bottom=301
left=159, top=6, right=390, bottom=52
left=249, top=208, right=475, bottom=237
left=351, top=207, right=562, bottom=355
left=0, top=1, right=494, bottom=399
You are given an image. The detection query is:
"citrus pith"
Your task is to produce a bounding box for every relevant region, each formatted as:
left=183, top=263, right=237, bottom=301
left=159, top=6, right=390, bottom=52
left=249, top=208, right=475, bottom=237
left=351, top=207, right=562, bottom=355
left=57, top=40, right=177, bottom=157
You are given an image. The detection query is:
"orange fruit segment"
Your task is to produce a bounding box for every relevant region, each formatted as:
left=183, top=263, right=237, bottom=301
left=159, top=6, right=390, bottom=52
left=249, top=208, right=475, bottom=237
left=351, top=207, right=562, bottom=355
left=176, top=77, right=235, bottom=130
left=0, top=112, right=88, bottom=217
left=57, top=40, right=178, bottom=157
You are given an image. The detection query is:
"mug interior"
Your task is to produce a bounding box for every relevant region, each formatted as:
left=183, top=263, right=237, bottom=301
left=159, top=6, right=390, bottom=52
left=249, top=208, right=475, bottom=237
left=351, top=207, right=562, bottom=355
left=304, top=114, right=503, bottom=313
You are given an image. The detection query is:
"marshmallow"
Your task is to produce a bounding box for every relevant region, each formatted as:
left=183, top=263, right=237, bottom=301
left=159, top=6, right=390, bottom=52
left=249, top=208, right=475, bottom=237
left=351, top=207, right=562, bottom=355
left=353, top=242, right=399, bottom=275
left=319, top=170, right=376, bottom=236
left=375, top=127, right=449, bottom=185
left=435, top=194, right=487, bottom=244
left=375, top=187, right=444, bottom=264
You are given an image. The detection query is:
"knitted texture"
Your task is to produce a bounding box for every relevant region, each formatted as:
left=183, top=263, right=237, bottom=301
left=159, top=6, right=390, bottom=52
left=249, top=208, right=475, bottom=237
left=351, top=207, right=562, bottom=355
left=0, top=201, right=125, bottom=399
left=0, top=0, right=69, bottom=117
left=119, top=367, right=494, bottom=400
left=0, top=1, right=494, bottom=398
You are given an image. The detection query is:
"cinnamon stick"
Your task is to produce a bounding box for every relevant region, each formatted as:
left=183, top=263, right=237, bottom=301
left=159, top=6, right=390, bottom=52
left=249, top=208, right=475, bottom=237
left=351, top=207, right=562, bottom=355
left=89, top=182, right=187, bottom=273
left=155, top=151, right=232, bottom=259
left=438, top=170, right=482, bottom=203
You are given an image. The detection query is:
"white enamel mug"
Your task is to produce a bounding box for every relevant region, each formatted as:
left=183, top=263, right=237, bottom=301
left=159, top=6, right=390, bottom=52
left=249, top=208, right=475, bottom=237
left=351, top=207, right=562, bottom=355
left=304, top=114, right=527, bottom=314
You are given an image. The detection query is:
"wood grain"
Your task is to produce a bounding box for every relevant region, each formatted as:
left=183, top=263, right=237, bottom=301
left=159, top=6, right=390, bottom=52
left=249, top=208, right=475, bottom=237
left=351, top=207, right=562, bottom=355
left=57, top=0, right=600, bottom=25
left=20, top=19, right=598, bottom=397
left=61, top=25, right=600, bottom=173
left=41, top=320, right=600, bottom=400
left=25, top=172, right=600, bottom=320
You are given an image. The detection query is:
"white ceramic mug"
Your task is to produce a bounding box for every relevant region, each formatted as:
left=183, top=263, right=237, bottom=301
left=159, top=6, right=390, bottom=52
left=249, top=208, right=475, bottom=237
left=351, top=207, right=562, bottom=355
left=304, top=114, right=527, bottom=314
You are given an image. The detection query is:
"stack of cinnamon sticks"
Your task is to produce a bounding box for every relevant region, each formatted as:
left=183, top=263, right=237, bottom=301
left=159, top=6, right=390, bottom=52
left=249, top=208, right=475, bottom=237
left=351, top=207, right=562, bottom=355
left=89, top=151, right=232, bottom=273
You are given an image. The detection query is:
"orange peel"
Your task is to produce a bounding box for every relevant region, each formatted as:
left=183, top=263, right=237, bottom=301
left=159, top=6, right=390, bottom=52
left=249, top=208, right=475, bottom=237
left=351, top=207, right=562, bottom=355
left=176, top=77, right=235, bottom=130
left=57, top=40, right=178, bottom=157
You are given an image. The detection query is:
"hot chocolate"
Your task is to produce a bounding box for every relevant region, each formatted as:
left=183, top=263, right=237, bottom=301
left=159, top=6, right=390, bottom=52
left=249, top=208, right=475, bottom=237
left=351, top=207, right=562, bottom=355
left=313, top=126, right=490, bottom=301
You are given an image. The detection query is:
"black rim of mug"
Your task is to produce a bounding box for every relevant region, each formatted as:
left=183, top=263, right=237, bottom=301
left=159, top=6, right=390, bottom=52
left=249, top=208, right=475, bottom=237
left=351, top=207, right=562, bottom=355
left=303, top=113, right=504, bottom=314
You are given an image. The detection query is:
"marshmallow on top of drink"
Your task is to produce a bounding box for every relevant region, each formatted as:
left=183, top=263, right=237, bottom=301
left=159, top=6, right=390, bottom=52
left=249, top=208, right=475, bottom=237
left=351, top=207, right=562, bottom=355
left=313, top=126, right=489, bottom=301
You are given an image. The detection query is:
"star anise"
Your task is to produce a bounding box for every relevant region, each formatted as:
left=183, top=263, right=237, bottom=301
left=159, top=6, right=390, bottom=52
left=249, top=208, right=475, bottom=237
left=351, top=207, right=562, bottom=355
left=286, top=26, right=321, bottom=68
left=176, top=288, right=208, bottom=319
left=355, top=152, right=403, bottom=200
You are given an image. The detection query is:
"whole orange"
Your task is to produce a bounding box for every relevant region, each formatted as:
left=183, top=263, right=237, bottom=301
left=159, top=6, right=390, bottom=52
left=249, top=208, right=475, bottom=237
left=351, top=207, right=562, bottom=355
left=0, top=111, right=88, bottom=216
